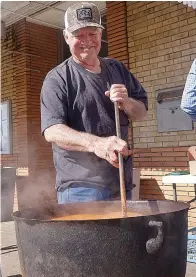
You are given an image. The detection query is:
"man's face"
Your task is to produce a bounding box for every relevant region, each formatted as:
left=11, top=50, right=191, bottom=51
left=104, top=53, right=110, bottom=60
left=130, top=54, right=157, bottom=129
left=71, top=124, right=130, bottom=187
left=65, top=27, right=102, bottom=62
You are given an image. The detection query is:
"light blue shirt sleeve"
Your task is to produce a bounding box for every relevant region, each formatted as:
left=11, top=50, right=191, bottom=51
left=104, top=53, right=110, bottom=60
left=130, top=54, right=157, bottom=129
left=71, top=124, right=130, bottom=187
left=181, top=59, right=196, bottom=121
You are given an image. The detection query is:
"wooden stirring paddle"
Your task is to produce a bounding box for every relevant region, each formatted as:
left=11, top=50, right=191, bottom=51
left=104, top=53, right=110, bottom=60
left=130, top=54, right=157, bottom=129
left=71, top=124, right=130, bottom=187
left=114, top=102, right=128, bottom=217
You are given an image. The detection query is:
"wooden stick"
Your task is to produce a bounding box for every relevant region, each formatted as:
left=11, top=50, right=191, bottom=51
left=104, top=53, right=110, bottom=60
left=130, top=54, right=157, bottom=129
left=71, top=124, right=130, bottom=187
left=114, top=102, right=127, bottom=217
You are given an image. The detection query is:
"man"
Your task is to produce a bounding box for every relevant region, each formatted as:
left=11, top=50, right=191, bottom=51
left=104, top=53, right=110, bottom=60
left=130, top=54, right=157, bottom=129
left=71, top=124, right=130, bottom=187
left=41, top=2, right=148, bottom=204
left=181, top=59, right=196, bottom=121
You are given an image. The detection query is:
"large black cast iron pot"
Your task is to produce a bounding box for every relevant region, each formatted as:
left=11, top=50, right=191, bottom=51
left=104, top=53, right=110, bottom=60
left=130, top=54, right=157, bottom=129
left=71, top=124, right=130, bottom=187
left=13, top=200, right=189, bottom=277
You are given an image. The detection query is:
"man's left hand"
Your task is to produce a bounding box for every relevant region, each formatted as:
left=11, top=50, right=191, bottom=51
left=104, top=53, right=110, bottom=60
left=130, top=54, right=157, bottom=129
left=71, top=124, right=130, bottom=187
left=105, top=84, right=128, bottom=110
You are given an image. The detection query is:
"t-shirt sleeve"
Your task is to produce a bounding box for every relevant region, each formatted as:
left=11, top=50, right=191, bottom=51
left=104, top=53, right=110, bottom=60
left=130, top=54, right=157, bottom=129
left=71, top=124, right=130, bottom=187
left=40, top=75, right=68, bottom=135
left=128, top=72, right=148, bottom=110
left=119, top=62, right=148, bottom=110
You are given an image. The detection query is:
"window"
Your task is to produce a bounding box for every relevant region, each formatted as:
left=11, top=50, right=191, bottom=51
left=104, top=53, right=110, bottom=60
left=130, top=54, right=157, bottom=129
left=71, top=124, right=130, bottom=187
left=0, top=100, right=12, bottom=154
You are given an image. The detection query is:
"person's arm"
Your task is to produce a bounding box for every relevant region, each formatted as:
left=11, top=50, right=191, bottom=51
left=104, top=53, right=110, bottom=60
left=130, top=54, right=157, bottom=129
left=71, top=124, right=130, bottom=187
left=181, top=59, right=196, bottom=121
left=124, top=98, right=147, bottom=120
left=105, top=84, right=147, bottom=120
left=105, top=65, right=148, bottom=120
left=44, top=124, right=132, bottom=168
left=41, top=74, right=131, bottom=168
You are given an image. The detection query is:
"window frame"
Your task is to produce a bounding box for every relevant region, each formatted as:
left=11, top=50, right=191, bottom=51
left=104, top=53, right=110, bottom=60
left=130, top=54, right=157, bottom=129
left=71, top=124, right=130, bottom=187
left=1, top=100, right=13, bottom=154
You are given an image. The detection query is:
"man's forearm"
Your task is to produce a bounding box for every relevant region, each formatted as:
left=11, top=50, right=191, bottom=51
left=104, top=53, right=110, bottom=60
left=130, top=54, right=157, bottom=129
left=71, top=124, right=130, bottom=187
left=44, top=124, right=97, bottom=152
left=123, top=98, right=147, bottom=120
left=44, top=123, right=132, bottom=168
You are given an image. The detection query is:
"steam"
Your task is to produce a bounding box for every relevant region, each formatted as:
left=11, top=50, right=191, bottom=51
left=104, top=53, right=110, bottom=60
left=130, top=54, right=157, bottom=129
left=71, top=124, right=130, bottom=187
left=15, top=170, right=57, bottom=213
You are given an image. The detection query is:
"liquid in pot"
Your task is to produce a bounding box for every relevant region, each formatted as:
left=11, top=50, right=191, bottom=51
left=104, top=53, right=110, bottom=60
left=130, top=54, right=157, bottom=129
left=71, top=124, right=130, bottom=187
left=50, top=211, right=142, bottom=221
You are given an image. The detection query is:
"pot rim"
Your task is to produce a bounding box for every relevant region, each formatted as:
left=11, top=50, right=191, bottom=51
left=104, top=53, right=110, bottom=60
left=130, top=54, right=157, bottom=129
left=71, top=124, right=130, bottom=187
left=12, top=199, right=190, bottom=223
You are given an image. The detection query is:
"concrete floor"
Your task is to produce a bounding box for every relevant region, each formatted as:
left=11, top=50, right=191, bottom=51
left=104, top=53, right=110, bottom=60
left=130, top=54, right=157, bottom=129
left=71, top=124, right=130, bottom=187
left=1, top=221, right=196, bottom=277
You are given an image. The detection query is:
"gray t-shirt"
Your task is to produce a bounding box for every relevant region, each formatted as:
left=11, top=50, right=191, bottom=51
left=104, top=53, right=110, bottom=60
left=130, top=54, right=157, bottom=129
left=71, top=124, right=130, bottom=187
left=41, top=57, right=148, bottom=195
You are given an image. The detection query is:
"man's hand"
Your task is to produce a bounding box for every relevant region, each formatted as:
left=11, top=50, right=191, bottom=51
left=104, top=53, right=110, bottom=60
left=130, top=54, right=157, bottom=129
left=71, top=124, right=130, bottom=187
left=105, top=83, right=147, bottom=120
left=105, top=84, right=128, bottom=110
left=93, top=136, right=132, bottom=168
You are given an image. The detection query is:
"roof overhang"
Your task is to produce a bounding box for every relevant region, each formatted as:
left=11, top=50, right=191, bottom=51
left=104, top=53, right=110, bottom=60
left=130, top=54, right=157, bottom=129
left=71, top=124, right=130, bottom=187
left=1, top=1, right=106, bottom=30
left=1, top=1, right=195, bottom=35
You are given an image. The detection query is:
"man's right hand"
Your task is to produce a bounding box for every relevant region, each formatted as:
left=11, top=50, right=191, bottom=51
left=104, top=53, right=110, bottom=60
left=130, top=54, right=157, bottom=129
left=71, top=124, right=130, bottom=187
left=93, top=136, right=132, bottom=168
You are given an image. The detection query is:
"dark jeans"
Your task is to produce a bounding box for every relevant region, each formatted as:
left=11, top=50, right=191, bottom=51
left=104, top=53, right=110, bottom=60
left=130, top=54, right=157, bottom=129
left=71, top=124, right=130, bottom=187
left=57, top=184, right=131, bottom=204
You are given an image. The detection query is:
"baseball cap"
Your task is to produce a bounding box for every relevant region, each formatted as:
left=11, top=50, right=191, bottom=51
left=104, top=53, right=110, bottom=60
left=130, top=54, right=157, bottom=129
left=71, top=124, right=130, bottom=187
left=64, top=2, right=105, bottom=33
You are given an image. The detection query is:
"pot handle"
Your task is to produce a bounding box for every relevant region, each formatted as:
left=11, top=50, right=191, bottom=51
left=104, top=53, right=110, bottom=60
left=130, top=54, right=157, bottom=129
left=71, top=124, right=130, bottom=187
left=146, top=220, right=164, bottom=255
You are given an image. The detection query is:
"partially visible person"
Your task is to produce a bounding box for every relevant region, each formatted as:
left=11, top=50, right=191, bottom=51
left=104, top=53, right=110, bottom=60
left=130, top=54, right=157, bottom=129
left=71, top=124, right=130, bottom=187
left=181, top=59, right=196, bottom=121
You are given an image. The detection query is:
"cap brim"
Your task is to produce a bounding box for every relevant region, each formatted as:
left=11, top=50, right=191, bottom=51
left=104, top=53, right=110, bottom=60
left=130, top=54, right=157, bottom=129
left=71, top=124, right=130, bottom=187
left=67, top=22, right=105, bottom=33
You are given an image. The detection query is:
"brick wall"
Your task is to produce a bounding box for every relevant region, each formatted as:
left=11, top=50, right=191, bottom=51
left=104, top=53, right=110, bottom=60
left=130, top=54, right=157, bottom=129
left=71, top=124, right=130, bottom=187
left=106, top=1, right=129, bottom=67
left=127, top=1, right=196, bottom=150
left=107, top=1, right=196, bottom=227
left=127, top=1, right=196, bottom=227
left=1, top=19, right=58, bottom=211
left=25, top=22, right=57, bottom=174
left=21, top=21, right=58, bottom=209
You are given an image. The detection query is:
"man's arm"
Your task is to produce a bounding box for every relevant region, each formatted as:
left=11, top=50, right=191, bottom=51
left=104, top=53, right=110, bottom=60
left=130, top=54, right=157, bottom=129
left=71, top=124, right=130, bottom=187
left=122, top=97, right=147, bottom=120
left=41, top=74, right=132, bottom=168
left=44, top=124, right=96, bottom=152
left=181, top=59, right=196, bottom=121
left=44, top=124, right=132, bottom=168
left=105, top=84, right=147, bottom=120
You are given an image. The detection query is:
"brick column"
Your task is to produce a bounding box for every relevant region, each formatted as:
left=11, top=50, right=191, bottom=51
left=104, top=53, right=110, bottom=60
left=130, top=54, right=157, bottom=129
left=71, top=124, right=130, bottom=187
left=2, top=19, right=58, bottom=210
left=106, top=1, right=129, bottom=68
left=106, top=1, right=133, bottom=146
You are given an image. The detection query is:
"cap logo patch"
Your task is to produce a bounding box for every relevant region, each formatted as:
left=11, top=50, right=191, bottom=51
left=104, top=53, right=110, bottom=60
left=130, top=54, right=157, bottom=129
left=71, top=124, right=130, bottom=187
left=76, top=8, right=92, bottom=21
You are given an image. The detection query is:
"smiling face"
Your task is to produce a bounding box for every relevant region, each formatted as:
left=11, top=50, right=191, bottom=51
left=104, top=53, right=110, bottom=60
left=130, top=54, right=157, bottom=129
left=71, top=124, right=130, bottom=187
left=64, top=27, right=102, bottom=63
